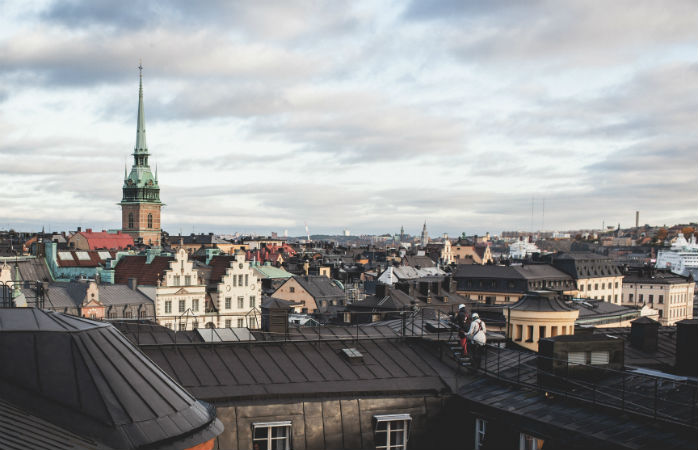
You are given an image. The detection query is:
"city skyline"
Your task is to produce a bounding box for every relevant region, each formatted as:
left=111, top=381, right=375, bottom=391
left=1, top=1, right=696, bottom=236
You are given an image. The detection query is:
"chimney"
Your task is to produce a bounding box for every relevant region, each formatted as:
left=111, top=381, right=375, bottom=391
left=675, top=319, right=698, bottom=376
left=630, top=317, right=659, bottom=352
left=635, top=211, right=639, bottom=228
left=127, top=277, right=138, bottom=291
left=86, top=228, right=92, bottom=233
left=375, top=283, right=388, bottom=298
left=77, top=227, right=82, bottom=232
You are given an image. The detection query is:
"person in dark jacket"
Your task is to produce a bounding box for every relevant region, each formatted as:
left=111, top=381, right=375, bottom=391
left=455, top=304, right=468, bottom=356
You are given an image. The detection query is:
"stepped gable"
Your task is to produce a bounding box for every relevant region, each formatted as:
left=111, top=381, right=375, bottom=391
left=114, top=255, right=173, bottom=285
left=206, top=255, right=236, bottom=284
left=0, top=308, right=222, bottom=449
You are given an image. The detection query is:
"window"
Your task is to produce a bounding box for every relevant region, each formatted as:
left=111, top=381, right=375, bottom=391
left=551, top=326, right=558, bottom=337
left=525, top=325, right=534, bottom=342
left=233, top=275, right=237, bottom=287
left=238, top=297, right=244, bottom=309
left=590, top=351, right=609, bottom=365
left=580, top=285, right=584, bottom=291
left=659, top=310, right=663, bottom=318
left=192, top=299, right=199, bottom=312
left=225, top=319, right=231, bottom=328
left=615, top=282, right=619, bottom=288
left=128, top=213, right=134, bottom=229
left=639, top=294, right=644, bottom=302
left=179, top=322, right=186, bottom=331
left=245, top=274, right=249, bottom=286
left=250, top=296, right=256, bottom=307
left=192, top=321, right=198, bottom=329
left=147, top=213, right=153, bottom=229
left=659, top=295, right=664, bottom=304
left=374, top=414, right=411, bottom=450
left=253, top=421, right=292, bottom=450
left=238, top=274, right=243, bottom=286
left=185, top=275, right=191, bottom=286
left=567, top=352, right=585, bottom=365
left=165, top=301, right=172, bottom=314
left=173, top=275, right=180, bottom=286
left=520, top=433, right=545, bottom=450
left=629, top=293, right=634, bottom=302
left=225, top=297, right=231, bottom=309
left=614, top=294, right=618, bottom=302
left=594, top=283, right=599, bottom=290
left=649, top=294, right=654, bottom=303
left=238, top=318, right=244, bottom=328
left=179, top=300, right=185, bottom=313
left=538, top=326, right=546, bottom=340
left=475, top=418, right=487, bottom=450
left=515, top=324, right=523, bottom=341
left=290, top=286, right=295, bottom=293
left=601, top=283, right=605, bottom=289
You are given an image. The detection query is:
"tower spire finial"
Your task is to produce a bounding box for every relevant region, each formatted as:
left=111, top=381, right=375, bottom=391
left=135, top=60, right=147, bottom=153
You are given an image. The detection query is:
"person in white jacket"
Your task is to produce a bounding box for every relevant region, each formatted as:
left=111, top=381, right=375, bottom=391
left=466, top=312, right=486, bottom=369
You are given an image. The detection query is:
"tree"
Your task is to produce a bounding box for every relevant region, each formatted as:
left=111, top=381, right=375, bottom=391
left=682, top=226, right=695, bottom=239
left=656, top=228, right=668, bottom=241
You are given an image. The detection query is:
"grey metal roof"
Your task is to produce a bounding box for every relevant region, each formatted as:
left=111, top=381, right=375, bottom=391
left=0, top=308, right=222, bottom=449
left=508, top=291, right=577, bottom=312
left=139, top=337, right=448, bottom=402
left=293, top=275, right=345, bottom=300
left=20, top=282, right=153, bottom=309
left=454, top=264, right=571, bottom=280
left=0, top=398, right=102, bottom=450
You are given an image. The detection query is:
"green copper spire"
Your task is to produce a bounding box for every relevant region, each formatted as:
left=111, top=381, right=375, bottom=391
left=121, top=63, right=161, bottom=205
left=135, top=62, right=147, bottom=154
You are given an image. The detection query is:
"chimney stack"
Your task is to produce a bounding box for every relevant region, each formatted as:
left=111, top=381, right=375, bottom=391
left=630, top=317, right=659, bottom=352
left=127, top=278, right=138, bottom=291
left=635, top=211, right=639, bottom=228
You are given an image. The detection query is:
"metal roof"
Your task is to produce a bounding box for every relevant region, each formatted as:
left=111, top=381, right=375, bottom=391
left=0, top=308, right=222, bottom=449
left=139, top=338, right=448, bottom=402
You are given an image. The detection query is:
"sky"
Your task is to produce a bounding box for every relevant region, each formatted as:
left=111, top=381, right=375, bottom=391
left=0, top=0, right=696, bottom=237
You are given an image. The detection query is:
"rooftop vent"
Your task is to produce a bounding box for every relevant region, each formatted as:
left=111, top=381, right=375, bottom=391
left=341, top=347, right=364, bottom=364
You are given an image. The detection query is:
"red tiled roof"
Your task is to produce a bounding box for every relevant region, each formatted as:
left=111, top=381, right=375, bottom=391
left=56, top=250, right=117, bottom=267
left=75, top=230, right=134, bottom=250
left=246, top=248, right=282, bottom=264
left=114, top=255, right=173, bottom=285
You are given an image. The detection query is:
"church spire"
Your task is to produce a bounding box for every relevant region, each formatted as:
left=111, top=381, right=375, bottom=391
left=135, top=61, right=147, bottom=154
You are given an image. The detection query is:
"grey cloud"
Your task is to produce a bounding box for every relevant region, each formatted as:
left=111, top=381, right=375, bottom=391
left=42, top=0, right=362, bottom=42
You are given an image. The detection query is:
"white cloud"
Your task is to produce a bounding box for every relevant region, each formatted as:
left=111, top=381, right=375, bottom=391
left=0, top=0, right=695, bottom=235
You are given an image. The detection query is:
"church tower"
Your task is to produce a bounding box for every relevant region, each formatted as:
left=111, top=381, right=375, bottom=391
left=421, top=221, right=429, bottom=246
left=120, top=65, right=163, bottom=246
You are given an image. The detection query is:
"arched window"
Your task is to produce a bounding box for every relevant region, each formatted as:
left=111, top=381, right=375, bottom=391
left=128, top=212, right=134, bottom=229
left=147, top=213, right=153, bottom=229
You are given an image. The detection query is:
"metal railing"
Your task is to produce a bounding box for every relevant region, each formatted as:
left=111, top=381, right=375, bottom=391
left=443, top=339, right=698, bottom=428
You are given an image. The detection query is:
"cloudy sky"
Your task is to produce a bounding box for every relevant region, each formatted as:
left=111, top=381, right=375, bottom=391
left=1, top=0, right=696, bottom=237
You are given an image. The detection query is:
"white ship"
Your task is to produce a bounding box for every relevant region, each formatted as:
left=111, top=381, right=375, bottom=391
left=508, top=238, right=540, bottom=259
left=656, top=234, right=698, bottom=279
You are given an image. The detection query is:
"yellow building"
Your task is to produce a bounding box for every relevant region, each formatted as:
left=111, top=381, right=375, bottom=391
left=507, top=291, right=579, bottom=352
left=622, top=269, right=694, bottom=325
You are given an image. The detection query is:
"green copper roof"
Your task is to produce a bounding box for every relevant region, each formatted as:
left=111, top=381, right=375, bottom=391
left=122, top=65, right=161, bottom=204
left=135, top=64, right=147, bottom=153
